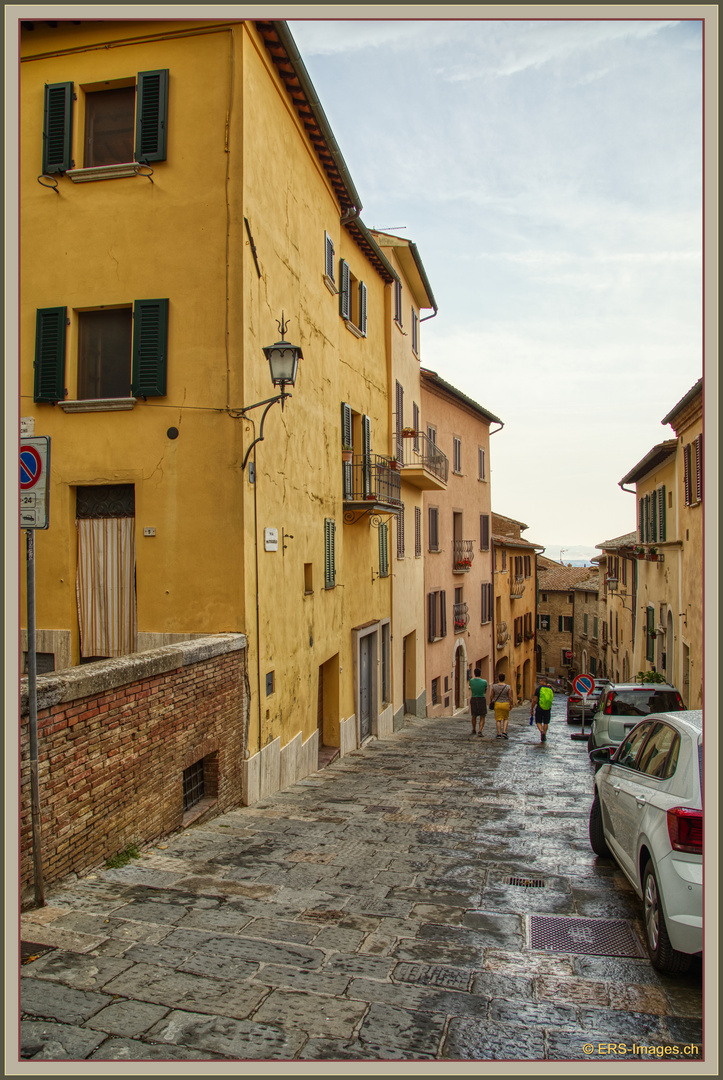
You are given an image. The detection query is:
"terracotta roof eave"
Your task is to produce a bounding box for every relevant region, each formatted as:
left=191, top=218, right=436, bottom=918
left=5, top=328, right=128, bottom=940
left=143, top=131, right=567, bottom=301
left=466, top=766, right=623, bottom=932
left=256, top=21, right=362, bottom=214
left=661, top=377, right=703, bottom=426
left=619, top=441, right=678, bottom=486
left=421, top=369, right=503, bottom=425
left=492, top=535, right=544, bottom=551
left=345, top=218, right=398, bottom=285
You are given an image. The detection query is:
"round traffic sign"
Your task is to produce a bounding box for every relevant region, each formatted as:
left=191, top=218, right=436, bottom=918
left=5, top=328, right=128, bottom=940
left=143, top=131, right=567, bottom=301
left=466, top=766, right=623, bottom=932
left=573, top=674, right=594, bottom=696
left=20, top=445, right=43, bottom=489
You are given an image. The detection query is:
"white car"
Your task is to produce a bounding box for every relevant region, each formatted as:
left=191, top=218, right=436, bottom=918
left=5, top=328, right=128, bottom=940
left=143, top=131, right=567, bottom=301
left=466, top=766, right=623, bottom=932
left=588, top=710, right=702, bottom=974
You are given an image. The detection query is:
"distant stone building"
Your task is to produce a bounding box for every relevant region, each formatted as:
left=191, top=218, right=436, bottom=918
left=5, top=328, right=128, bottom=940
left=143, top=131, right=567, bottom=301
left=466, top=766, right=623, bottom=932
left=595, top=533, right=638, bottom=683
left=492, top=513, right=542, bottom=703
left=572, top=569, right=602, bottom=678
left=536, top=561, right=599, bottom=683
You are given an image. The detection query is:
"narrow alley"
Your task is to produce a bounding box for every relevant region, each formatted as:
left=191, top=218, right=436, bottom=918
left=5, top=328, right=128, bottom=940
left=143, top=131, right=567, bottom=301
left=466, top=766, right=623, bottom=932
left=20, top=697, right=703, bottom=1063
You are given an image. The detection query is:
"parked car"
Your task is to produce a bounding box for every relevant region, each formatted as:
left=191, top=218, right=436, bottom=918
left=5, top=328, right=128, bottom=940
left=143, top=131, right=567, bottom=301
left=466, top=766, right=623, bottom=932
left=566, top=678, right=610, bottom=723
left=588, top=711, right=702, bottom=973
left=588, top=682, right=685, bottom=750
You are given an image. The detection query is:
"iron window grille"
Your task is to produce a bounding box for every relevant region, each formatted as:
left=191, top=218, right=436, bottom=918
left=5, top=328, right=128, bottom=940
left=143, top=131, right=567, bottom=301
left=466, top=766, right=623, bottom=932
left=183, top=759, right=205, bottom=812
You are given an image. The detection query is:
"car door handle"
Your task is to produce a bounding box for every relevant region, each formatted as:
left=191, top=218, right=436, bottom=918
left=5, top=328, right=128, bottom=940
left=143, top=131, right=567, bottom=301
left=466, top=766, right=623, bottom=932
left=613, top=784, right=622, bottom=792
left=635, top=797, right=647, bottom=807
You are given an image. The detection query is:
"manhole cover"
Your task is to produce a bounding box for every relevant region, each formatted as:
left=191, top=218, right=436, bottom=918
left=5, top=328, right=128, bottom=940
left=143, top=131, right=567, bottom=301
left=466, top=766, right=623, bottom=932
left=21, top=941, right=57, bottom=965
left=505, top=876, right=546, bottom=888
left=530, top=915, right=644, bottom=958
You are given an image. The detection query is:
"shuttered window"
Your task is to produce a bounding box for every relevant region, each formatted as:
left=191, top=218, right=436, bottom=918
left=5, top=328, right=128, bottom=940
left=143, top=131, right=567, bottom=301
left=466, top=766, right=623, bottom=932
left=694, top=435, right=703, bottom=503
left=439, top=590, right=447, bottom=637
left=638, top=497, right=645, bottom=541
left=412, top=402, right=420, bottom=452
left=134, top=69, right=169, bottom=163
left=480, top=514, right=490, bottom=550
left=646, top=606, right=655, bottom=662
left=325, top=232, right=335, bottom=281
left=358, top=282, right=367, bottom=336
left=411, top=308, right=419, bottom=355
left=362, top=414, right=372, bottom=497
left=131, top=298, right=169, bottom=397
left=395, top=381, right=404, bottom=461
left=324, top=518, right=336, bottom=589
left=394, top=280, right=402, bottom=325
left=480, top=582, right=492, bottom=624
left=683, top=443, right=691, bottom=506
left=428, top=507, right=439, bottom=552
left=658, top=486, right=666, bottom=541
left=415, top=506, right=422, bottom=557
left=339, top=259, right=351, bottom=320
left=34, top=307, right=67, bottom=402
left=478, top=447, right=486, bottom=480
left=428, top=592, right=436, bottom=642
left=341, top=401, right=353, bottom=498
left=379, top=523, right=389, bottom=577
left=397, top=505, right=405, bottom=558
left=453, top=437, right=462, bottom=473
left=42, top=82, right=74, bottom=173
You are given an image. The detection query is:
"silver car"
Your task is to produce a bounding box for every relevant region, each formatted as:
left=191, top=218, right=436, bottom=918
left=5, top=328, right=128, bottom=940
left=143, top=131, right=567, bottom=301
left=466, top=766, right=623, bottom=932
left=589, top=711, right=702, bottom=974
left=588, top=682, right=685, bottom=751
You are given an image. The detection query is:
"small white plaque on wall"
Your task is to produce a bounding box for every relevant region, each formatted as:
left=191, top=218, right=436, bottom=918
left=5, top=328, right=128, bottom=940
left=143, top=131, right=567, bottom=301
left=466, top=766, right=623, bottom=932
left=264, top=527, right=279, bottom=552
left=21, top=417, right=35, bottom=437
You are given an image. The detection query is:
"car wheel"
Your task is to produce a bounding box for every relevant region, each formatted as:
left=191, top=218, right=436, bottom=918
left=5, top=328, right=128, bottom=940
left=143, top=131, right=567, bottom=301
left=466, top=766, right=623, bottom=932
left=589, top=794, right=612, bottom=858
left=642, top=859, right=692, bottom=974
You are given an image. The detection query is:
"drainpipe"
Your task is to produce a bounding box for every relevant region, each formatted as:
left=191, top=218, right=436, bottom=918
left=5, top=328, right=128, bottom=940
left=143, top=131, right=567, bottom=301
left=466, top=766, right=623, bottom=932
left=619, top=482, right=636, bottom=494
left=489, top=422, right=504, bottom=436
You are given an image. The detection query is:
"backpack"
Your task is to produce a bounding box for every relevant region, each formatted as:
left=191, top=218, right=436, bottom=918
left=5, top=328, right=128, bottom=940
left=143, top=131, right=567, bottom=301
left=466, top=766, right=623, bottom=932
left=538, top=686, right=554, bottom=710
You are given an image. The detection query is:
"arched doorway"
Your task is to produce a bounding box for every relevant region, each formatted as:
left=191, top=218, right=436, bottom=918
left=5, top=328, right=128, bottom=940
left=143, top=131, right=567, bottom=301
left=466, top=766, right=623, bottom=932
left=454, top=641, right=467, bottom=710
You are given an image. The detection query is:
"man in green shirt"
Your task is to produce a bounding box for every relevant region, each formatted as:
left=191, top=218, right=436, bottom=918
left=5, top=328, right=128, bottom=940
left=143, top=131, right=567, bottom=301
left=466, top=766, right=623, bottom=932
left=468, top=667, right=488, bottom=737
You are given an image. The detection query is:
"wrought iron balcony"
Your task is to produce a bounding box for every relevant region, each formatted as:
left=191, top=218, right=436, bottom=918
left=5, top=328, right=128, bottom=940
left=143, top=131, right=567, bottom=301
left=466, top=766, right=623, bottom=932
left=453, top=601, right=469, bottom=634
left=496, top=621, right=508, bottom=648
left=510, top=574, right=525, bottom=599
left=395, top=431, right=449, bottom=490
left=453, top=539, right=475, bottom=573
left=343, top=454, right=402, bottom=510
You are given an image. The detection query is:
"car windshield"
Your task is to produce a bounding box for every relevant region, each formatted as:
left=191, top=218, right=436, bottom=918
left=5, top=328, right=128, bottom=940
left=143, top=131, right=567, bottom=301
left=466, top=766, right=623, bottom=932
left=608, top=689, right=683, bottom=717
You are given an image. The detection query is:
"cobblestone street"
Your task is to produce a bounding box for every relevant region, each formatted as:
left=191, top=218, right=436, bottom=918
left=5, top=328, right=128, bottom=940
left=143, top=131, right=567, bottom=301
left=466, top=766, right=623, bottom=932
left=20, top=697, right=703, bottom=1063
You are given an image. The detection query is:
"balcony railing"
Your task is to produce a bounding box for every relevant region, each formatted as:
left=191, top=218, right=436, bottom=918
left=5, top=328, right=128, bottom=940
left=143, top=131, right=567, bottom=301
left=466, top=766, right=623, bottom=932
left=343, top=455, right=402, bottom=508
left=496, top=621, right=508, bottom=648
left=510, top=574, right=525, bottom=599
left=453, top=602, right=469, bottom=634
left=396, top=431, right=449, bottom=485
left=453, top=539, right=475, bottom=573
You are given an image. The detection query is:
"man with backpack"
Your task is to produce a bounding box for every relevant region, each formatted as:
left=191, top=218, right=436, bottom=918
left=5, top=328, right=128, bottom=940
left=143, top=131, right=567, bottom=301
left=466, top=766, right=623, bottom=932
left=531, top=681, right=555, bottom=742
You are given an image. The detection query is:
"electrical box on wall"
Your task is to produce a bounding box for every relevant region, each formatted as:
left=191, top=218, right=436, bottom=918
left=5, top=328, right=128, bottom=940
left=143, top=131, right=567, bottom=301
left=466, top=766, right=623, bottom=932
left=143, top=527, right=156, bottom=537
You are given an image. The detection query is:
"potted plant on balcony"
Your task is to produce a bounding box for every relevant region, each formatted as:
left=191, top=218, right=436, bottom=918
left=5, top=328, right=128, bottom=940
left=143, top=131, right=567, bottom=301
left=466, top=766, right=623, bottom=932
left=646, top=546, right=659, bottom=561
left=341, top=444, right=353, bottom=464
left=455, top=557, right=471, bottom=570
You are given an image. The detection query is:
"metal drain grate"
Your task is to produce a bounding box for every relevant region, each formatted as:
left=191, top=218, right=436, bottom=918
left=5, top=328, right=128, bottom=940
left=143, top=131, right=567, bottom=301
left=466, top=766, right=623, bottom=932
left=505, top=876, right=546, bottom=888
left=530, top=915, right=645, bottom=958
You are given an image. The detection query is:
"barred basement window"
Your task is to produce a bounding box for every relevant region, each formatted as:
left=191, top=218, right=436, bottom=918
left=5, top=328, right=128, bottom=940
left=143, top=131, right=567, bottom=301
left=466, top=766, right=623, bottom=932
left=183, top=759, right=205, bottom=812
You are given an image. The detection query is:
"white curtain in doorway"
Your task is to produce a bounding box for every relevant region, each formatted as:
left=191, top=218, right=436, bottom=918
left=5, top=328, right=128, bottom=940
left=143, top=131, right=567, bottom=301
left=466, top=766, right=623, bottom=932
left=76, top=517, right=136, bottom=657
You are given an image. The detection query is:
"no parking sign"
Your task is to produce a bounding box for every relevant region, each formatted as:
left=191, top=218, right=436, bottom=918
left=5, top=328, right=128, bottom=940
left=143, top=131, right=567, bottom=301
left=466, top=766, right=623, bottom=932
left=573, top=674, right=594, bottom=697
left=20, top=437, right=50, bottom=529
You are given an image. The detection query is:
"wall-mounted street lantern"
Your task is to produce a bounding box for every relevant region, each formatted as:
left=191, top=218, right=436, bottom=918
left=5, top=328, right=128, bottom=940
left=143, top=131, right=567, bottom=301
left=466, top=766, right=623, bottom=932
left=242, top=313, right=302, bottom=470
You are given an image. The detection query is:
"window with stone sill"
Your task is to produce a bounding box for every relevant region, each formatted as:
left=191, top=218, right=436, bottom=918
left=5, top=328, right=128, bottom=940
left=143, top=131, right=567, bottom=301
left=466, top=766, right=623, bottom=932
left=33, top=300, right=169, bottom=406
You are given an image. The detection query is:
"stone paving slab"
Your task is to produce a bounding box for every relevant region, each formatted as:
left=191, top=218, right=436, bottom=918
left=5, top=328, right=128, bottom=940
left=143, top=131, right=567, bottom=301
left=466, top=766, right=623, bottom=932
left=20, top=1020, right=106, bottom=1060
left=18, top=705, right=704, bottom=1063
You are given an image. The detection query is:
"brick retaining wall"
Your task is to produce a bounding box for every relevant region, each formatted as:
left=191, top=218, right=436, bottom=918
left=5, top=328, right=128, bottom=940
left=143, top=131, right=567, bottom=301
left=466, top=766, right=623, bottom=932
left=20, top=634, right=247, bottom=899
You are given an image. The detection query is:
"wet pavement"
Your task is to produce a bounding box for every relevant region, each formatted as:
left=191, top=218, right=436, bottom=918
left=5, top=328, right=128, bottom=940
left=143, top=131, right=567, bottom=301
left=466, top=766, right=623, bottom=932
left=19, top=696, right=703, bottom=1063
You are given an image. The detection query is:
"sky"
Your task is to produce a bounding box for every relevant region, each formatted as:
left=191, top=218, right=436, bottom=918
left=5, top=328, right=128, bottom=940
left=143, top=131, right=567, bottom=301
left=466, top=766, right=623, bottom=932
left=288, top=15, right=704, bottom=563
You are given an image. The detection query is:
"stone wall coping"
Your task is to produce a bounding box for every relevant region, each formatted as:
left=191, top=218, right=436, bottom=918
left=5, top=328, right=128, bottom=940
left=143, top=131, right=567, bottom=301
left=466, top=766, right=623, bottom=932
left=19, top=633, right=247, bottom=716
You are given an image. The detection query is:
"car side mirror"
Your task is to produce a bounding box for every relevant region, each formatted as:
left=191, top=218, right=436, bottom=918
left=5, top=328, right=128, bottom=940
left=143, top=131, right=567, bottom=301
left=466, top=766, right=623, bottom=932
left=589, top=747, right=613, bottom=767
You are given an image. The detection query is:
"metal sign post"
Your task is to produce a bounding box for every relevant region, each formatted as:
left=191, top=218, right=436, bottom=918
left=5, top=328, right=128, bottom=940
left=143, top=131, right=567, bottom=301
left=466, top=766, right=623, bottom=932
left=571, top=673, right=594, bottom=743
left=21, top=437, right=50, bottom=907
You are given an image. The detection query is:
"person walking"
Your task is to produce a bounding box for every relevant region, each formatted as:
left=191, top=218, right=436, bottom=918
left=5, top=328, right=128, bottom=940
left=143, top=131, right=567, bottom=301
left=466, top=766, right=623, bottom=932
left=467, top=667, right=488, bottom=737
left=489, top=673, right=513, bottom=739
left=531, top=681, right=554, bottom=742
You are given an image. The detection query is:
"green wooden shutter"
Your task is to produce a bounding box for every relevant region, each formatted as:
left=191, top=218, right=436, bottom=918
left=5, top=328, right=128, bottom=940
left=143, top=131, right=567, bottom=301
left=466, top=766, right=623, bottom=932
left=428, top=592, right=436, bottom=642
left=43, top=82, right=74, bottom=174
left=341, top=401, right=353, bottom=498
left=34, top=307, right=67, bottom=402
left=650, top=491, right=657, bottom=542
left=339, top=260, right=351, bottom=320
left=646, top=606, right=655, bottom=662
left=683, top=443, right=691, bottom=506
left=638, top=497, right=645, bottom=542
left=362, top=414, right=372, bottom=497
left=658, top=486, right=666, bottom=542
left=694, top=436, right=703, bottom=502
left=324, top=518, right=336, bottom=589
left=396, top=505, right=405, bottom=558
left=358, top=281, right=367, bottom=335
left=134, top=69, right=169, bottom=162
left=131, top=298, right=168, bottom=397
left=379, top=523, right=389, bottom=577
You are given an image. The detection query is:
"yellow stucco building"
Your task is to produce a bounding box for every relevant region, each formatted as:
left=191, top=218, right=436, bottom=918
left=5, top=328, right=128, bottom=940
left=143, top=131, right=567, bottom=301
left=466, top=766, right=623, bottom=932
left=20, top=18, right=404, bottom=803
left=491, top=514, right=542, bottom=704
left=617, top=380, right=703, bottom=706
